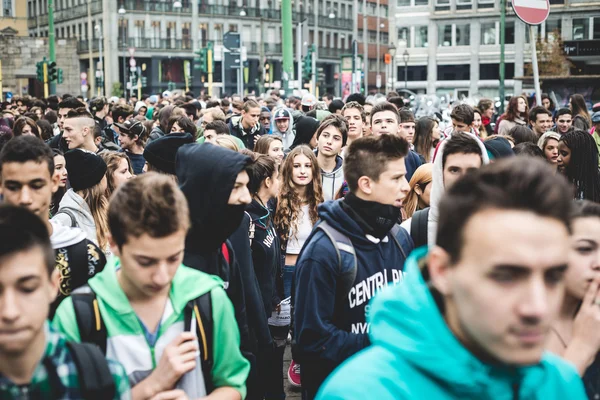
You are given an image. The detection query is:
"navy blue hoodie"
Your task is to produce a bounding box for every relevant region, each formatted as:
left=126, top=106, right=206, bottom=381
left=294, top=200, right=412, bottom=376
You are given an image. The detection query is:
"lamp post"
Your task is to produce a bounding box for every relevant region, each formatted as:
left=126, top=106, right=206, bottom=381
left=388, top=42, right=396, bottom=92
left=118, top=5, right=126, bottom=99
left=402, top=49, right=409, bottom=90
left=95, top=24, right=103, bottom=96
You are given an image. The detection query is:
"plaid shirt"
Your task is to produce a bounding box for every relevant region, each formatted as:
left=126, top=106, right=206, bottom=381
left=0, top=323, right=130, bottom=400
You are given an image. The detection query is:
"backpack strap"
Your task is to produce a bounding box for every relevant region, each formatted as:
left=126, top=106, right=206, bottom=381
left=71, top=285, right=108, bottom=354
left=67, top=341, right=116, bottom=399
left=56, top=209, right=78, bottom=228
left=390, top=224, right=414, bottom=261
left=315, top=220, right=357, bottom=297
left=184, top=292, right=214, bottom=394
left=410, top=207, right=430, bottom=249
left=68, top=240, right=91, bottom=291
left=221, top=243, right=230, bottom=265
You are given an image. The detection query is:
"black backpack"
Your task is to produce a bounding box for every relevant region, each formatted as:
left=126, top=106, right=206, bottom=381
left=71, top=285, right=216, bottom=393
left=67, top=341, right=116, bottom=399
left=410, top=207, right=430, bottom=249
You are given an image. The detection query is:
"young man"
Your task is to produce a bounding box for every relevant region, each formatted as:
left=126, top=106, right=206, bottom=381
left=229, top=99, right=265, bottom=150
left=259, top=107, right=272, bottom=132
left=203, top=120, right=231, bottom=144
left=370, top=102, right=423, bottom=181
left=106, top=104, right=134, bottom=146
left=0, top=136, right=106, bottom=316
left=315, top=114, right=347, bottom=201
left=49, top=97, right=86, bottom=152
left=271, top=107, right=295, bottom=150
left=53, top=173, right=250, bottom=399
left=341, top=101, right=365, bottom=147
left=90, top=97, right=110, bottom=131
left=450, top=104, right=475, bottom=134
left=529, top=106, right=553, bottom=137
left=317, top=158, right=586, bottom=400
left=294, top=135, right=414, bottom=399
left=398, top=109, right=416, bottom=145
left=0, top=205, right=129, bottom=399
left=63, top=108, right=102, bottom=153
left=115, top=118, right=147, bottom=174
left=555, top=108, right=573, bottom=135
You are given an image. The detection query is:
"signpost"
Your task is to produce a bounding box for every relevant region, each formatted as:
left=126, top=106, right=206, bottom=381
left=512, top=0, right=550, bottom=105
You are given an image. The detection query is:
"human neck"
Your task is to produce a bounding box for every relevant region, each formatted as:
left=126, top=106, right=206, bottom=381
left=81, top=141, right=98, bottom=153
left=256, top=189, right=271, bottom=207
left=295, top=185, right=307, bottom=200
left=0, top=326, right=47, bottom=385
left=317, top=152, right=336, bottom=173
left=127, top=143, right=144, bottom=155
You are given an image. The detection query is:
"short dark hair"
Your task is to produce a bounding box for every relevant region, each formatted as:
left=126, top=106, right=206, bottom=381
left=323, top=93, right=334, bottom=101
left=57, top=97, right=85, bottom=110
left=450, top=104, right=475, bottom=126
left=167, top=115, right=197, bottom=140
left=508, top=125, right=538, bottom=145
left=0, top=135, right=54, bottom=177
left=571, top=200, right=600, bottom=220
left=398, top=108, right=415, bottom=124
left=180, top=103, right=198, bottom=121
left=513, top=142, right=545, bottom=159
left=328, top=100, right=345, bottom=114
left=206, top=101, right=220, bottom=109
left=370, top=102, right=399, bottom=125
left=0, top=205, right=55, bottom=276
left=111, top=104, right=134, bottom=122
left=437, top=157, right=572, bottom=263
left=387, top=96, right=404, bottom=110
left=342, top=101, right=366, bottom=123
left=65, top=107, right=94, bottom=120
left=344, top=135, right=409, bottom=193
left=556, top=108, right=572, bottom=119
left=205, top=120, right=229, bottom=135
left=346, top=93, right=366, bottom=106
left=529, top=106, right=552, bottom=123
left=316, top=114, right=349, bottom=147
left=442, top=132, right=483, bottom=168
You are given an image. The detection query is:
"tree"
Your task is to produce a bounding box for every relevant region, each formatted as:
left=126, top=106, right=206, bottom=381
left=525, top=30, right=574, bottom=77
left=111, top=82, right=123, bottom=97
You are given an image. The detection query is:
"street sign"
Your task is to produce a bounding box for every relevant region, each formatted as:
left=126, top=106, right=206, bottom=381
left=376, top=74, right=381, bottom=88
left=129, top=58, right=136, bottom=68
left=81, top=85, right=88, bottom=92
left=512, top=0, right=549, bottom=25
left=6, top=92, right=12, bottom=100
left=128, top=47, right=135, bottom=56
left=80, top=72, right=87, bottom=80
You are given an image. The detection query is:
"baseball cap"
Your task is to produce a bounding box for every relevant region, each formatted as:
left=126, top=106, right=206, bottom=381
left=301, top=94, right=317, bottom=107
left=114, top=119, right=146, bottom=137
left=592, top=111, right=600, bottom=123
left=90, top=97, right=106, bottom=113
left=148, top=95, right=159, bottom=104
left=273, top=108, right=291, bottom=120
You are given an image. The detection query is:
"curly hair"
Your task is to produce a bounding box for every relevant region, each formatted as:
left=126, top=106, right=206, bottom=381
left=504, top=95, right=529, bottom=124
left=274, top=145, right=323, bottom=247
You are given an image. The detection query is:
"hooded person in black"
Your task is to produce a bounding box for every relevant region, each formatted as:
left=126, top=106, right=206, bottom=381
left=291, top=115, right=320, bottom=150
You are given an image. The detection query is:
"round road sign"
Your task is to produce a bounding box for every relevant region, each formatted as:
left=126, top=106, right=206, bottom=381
left=512, top=0, right=549, bottom=25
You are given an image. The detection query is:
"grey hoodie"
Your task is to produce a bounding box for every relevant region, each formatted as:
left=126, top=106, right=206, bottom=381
left=51, top=189, right=99, bottom=247
left=271, top=107, right=295, bottom=150
left=319, top=154, right=345, bottom=202
left=50, top=219, right=88, bottom=249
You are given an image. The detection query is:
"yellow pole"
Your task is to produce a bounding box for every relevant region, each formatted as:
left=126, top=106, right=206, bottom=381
left=137, top=76, right=142, bottom=99
left=43, top=62, right=49, bottom=98
left=207, top=48, right=213, bottom=98
left=184, top=60, right=190, bottom=92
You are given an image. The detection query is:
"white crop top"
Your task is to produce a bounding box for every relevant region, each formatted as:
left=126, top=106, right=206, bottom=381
left=286, top=204, right=313, bottom=255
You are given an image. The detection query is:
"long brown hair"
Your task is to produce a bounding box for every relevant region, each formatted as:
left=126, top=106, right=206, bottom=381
left=101, top=152, right=133, bottom=198
left=570, top=94, right=591, bottom=126
left=79, top=184, right=110, bottom=251
left=254, top=134, right=283, bottom=155
left=274, top=145, right=323, bottom=245
left=504, top=95, right=529, bottom=124
left=413, top=117, right=437, bottom=163
left=403, top=164, right=433, bottom=218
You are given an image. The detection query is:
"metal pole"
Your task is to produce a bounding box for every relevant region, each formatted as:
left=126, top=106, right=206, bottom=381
left=239, top=36, right=244, bottom=96
left=207, top=42, right=214, bottom=97
left=122, top=45, right=127, bottom=100
left=87, top=0, right=95, bottom=97
left=530, top=25, right=542, bottom=106
left=404, top=59, right=408, bottom=89
left=260, top=17, right=265, bottom=95
left=311, top=45, right=316, bottom=94
left=499, top=0, right=506, bottom=114
left=98, top=27, right=104, bottom=96
left=281, top=0, right=294, bottom=96
left=43, top=61, right=49, bottom=98
left=48, top=0, right=56, bottom=95
left=376, top=0, right=380, bottom=92
left=351, top=39, right=357, bottom=93
left=0, top=60, right=3, bottom=102
left=363, top=0, right=367, bottom=92
left=296, top=20, right=302, bottom=91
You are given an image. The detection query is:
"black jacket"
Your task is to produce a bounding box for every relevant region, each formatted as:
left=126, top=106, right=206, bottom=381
left=228, top=115, right=265, bottom=150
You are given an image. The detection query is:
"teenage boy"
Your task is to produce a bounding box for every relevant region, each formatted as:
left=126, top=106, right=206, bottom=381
left=272, top=108, right=295, bottom=150
left=49, top=97, right=86, bottom=152
left=318, top=158, right=586, bottom=400
left=63, top=108, right=103, bottom=153
left=370, top=102, right=423, bottom=181
left=90, top=97, right=110, bottom=130
left=115, top=119, right=147, bottom=174
left=294, top=134, right=414, bottom=399
left=53, top=173, right=250, bottom=399
left=529, top=106, right=553, bottom=137
left=144, top=132, right=195, bottom=175
left=450, top=104, right=475, bottom=134
left=0, top=136, right=106, bottom=316
left=341, top=101, right=365, bottom=147
left=315, top=114, right=347, bottom=201
left=555, top=108, right=573, bottom=134
left=398, top=109, right=416, bottom=145
left=229, top=99, right=266, bottom=150
left=105, top=104, right=134, bottom=146
left=0, top=205, right=130, bottom=399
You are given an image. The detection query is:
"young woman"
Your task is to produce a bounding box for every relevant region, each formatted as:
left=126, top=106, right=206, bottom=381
left=508, top=125, right=538, bottom=146
left=537, top=131, right=561, bottom=170
left=413, top=117, right=440, bottom=163
left=473, top=108, right=487, bottom=138
left=13, top=116, right=40, bottom=138
left=570, top=94, right=592, bottom=132
left=50, top=149, right=68, bottom=217
left=541, top=93, right=556, bottom=115
left=255, top=134, right=285, bottom=167
left=273, top=145, right=323, bottom=388
left=402, top=164, right=433, bottom=219
left=558, top=129, right=600, bottom=202
left=497, top=95, right=529, bottom=136
left=477, top=98, right=495, bottom=136
left=101, top=152, right=134, bottom=198
left=548, top=200, right=600, bottom=399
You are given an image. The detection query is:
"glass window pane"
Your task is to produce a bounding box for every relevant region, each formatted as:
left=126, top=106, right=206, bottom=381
left=505, top=20, right=515, bottom=44
left=415, top=0, right=429, bottom=5
left=595, top=17, right=600, bottom=39
left=398, top=27, right=410, bottom=48
left=415, top=26, right=428, bottom=47
left=456, top=24, right=470, bottom=46
left=572, top=18, right=589, bottom=40
left=545, top=19, right=561, bottom=41
left=481, top=22, right=496, bottom=45
left=398, top=0, right=410, bottom=6
left=438, top=24, right=452, bottom=46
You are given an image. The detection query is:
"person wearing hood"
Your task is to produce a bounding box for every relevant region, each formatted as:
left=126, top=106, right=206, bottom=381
left=315, top=114, right=347, bottom=201
left=148, top=105, right=184, bottom=143
left=318, top=158, right=586, bottom=400
left=260, top=106, right=272, bottom=134
left=294, top=134, right=413, bottom=399
left=271, top=107, right=295, bottom=150
left=134, top=100, right=148, bottom=119
left=229, top=100, right=265, bottom=150
left=144, top=131, right=195, bottom=176
left=0, top=136, right=106, bottom=318
left=291, top=115, right=320, bottom=150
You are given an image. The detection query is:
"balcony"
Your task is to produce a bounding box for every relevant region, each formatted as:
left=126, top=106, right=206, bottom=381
left=318, top=47, right=345, bottom=59
left=318, top=16, right=353, bottom=30
left=248, top=42, right=283, bottom=55
left=77, top=39, right=101, bottom=53
left=117, top=37, right=193, bottom=51
left=123, top=0, right=192, bottom=13
left=31, top=0, right=102, bottom=27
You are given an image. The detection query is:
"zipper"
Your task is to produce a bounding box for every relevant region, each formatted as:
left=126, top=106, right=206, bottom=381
left=512, top=382, right=520, bottom=400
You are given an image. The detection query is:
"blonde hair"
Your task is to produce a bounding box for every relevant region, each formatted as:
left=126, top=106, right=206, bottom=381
left=215, top=135, right=240, bottom=152
left=403, top=164, right=433, bottom=219
left=79, top=184, right=110, bottom=251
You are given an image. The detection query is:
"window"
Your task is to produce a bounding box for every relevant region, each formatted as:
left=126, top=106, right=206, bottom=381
left=478, top=0, right=494, bottom=9
left=435, top=0, right=450, bottom=11
left=415, top=0, right=428, bottom=5
left=480, top=63, right=515, bottom=80
left=437, top=64, right=470, bottom=80
left=3, top=0, right=12, bottom=16
left=399, top=0, right=428, bottom=5
left=369, top=30, right=377, bottom=43
left=380, top=32, right=389, bottom=44
left=481, top=22, right=496, bottom=45
left=398, top=27, right=410, bottom=48
left=397, top=65, right=428, bottom=81
left=456, top=24, right=470, bottom=46
left=380, top=4, right=388, bottom=17
left=398, top=0, right=410, bottom=6
left=595, top=17, right=600, bottom=39
left=438, top=24, right=452, bottom=46
left=572, top=18, right=589, bottom=41
left=456, top=0, right=472, bottom=11
left=545, top=19, right=561, bottom=41
left=505, top=20, right=515, bottom=44
left=368, top=58, right=378, bottom=72
left=367, top=2, right=376, bottom=15
left=415, top=26, right=428, bottom=47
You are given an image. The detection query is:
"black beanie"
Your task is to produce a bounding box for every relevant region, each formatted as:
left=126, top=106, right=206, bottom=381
left=64, top=149, right=107, bottom=191
left=484, top=136, right=514, bottom=160
left=143, top=132, right=195, bottom=175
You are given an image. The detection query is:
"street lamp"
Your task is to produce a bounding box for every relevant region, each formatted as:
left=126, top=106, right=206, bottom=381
left=94, top=24, right=104, bottom=96
left=389, top=42, right=396, bottom=92
left=118, top=4, right=126, bottom=14
left=173, top=1, right=182, bottom=8
left=240, top=9, right=247, bottom=16
left=402, top=49, right=410, bottom=90
left=328, top=11, right=335, bottom=19
left=119, top=9, right=127, bottom=100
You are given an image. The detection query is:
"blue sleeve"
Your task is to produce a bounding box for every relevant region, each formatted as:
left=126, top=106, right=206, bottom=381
left=294, top=236, right=370, bottom=365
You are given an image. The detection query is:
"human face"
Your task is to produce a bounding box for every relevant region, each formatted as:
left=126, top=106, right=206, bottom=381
left=267, top=140, right=284, bottom=166
left=35, top=109, right=43, bottom=119
left=54, top=155, right=68, bottom=188
left=21, top=124, right=34, bottom=136
left=170, top=122, right=182, bottom=134
left=429, top=209, right=569, bottom=366
left=242, top=107, right=261, bottom=129
left=343, top=108, right=364, bottom=141
left=204, top=129, right=218, bottom=144
left=228, top=170, right=251, bottom=205
left=542, top=98, right=551, bottom=110
left=472, top=112, right=482, bottom=130
left=317, top=126, right=344, bottom=158
left=452, top=119, right=471, bottom=134
left=371, top=110, right=400, bottom=136
left=484, top=107, right=494, bottom=119
left=543, top=139, right=559, bottom=164
left=62, top=119, right=88, bottom=150
left=566, top=217, right=600, bottom=300
left=557, top=141, right=571, bottom=170
left=118, top=131, right=136, bottom=150
left=57, top=108, right=71, bottom=130
left=292, top=154, right=313, bottom=187
left=533, top=113, right=553, bottom=136
left=112, top=158, right=133, bottom=189
left=1, top=161, right=58, bottom=220
left=113, top=231, right=186, bottom=299
left=432, top=122, right=441, bottom=141
left=138, top=107, right=147, bottom=117
left=443, top=153, right=482, bottom=189
left=275, top=119, right=290, bottom=133
left=365, top=158, right=409, bottom=208
left=399, top=122, right=416, bottom=144
left=202, top=112, right=214, bottom=127
left=556, top=114, right=572, bottom=134
left=260, top=112, right=271, bottom=130
left=517, top=97, right=527, bottom=114
left=0, top=248, right=59, bottom=356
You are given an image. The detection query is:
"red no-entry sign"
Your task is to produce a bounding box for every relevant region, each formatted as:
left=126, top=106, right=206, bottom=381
left=512, top=0, right=550, bottom=25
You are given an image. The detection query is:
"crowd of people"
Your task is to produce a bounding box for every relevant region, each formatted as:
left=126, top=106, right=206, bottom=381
left=0, top=88, right=599, bottom=400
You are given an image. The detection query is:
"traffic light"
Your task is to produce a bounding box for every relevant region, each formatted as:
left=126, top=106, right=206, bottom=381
left=194, top=48, right=207, bottom=73
left=47, top=61, right=57, bottom=82
left=57, top=68, right=64, bottom=84
left=302, top=52, right=312, bottom=82
left=36, top=61, right=44, bottom=82
left=141, top=76, right=147, bottom=87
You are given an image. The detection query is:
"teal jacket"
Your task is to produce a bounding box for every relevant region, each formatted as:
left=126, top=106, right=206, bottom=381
left=317, top=247, right=586, bottom=400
